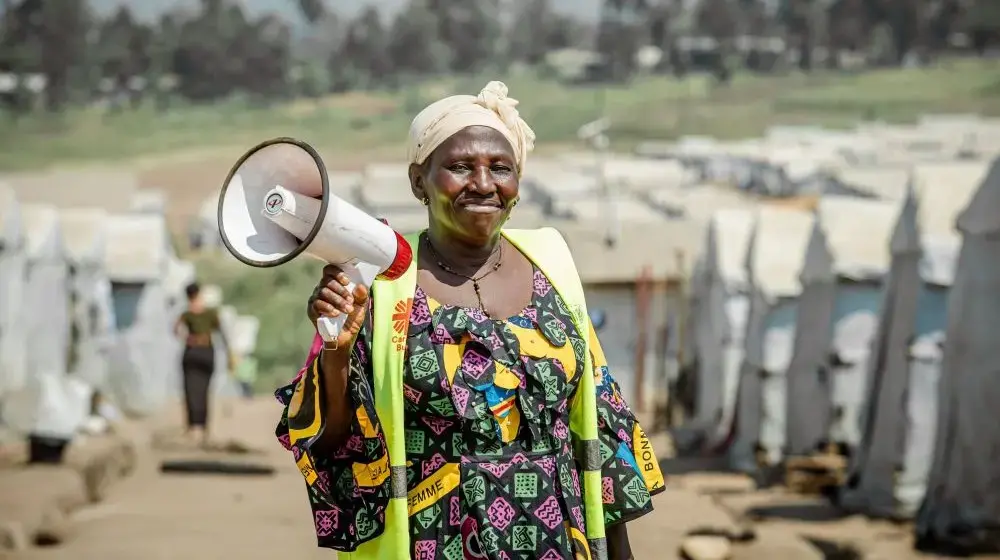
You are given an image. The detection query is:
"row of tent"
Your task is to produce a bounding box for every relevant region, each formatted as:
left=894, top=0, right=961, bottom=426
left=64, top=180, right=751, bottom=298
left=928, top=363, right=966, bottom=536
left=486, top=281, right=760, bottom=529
left=679, top=155, right=1000, bottom=550
left=0, top=184, right=259, bottom=442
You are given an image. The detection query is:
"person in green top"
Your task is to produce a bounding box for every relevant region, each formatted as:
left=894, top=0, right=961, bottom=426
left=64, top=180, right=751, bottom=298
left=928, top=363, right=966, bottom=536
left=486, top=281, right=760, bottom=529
left=174, top=282, right=232, bottom=447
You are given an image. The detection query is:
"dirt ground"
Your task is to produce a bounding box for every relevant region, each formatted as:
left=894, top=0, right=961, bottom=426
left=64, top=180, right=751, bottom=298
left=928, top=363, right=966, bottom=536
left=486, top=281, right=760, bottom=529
left=4, top=397, right=987, bottom=560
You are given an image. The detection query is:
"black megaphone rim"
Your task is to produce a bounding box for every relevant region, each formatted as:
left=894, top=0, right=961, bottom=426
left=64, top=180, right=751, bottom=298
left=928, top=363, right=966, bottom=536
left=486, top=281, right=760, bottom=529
left=217, top=136, right=331, bottom=268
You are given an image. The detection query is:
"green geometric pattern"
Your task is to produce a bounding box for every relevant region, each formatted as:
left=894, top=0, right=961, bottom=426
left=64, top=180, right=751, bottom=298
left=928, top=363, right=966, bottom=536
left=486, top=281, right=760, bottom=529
left=272, top=265, right=664, bottom=556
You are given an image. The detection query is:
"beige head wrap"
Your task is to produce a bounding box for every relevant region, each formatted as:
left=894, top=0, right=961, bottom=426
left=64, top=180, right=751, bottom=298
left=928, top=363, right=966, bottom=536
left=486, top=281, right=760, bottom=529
left=407, top=81, right=536, bottom=174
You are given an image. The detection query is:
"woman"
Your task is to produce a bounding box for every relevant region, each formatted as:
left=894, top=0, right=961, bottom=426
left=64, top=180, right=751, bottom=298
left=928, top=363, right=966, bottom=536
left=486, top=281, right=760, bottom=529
left=175, top=282, right=230, bottom=446
left=275, top=81, right=665, bottom=560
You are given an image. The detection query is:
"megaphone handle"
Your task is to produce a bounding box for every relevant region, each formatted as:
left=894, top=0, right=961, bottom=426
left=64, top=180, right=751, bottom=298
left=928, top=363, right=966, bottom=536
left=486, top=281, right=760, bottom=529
left=315, top=262, right=365, bottom=345
left=317, top=313, right=349, bottom=344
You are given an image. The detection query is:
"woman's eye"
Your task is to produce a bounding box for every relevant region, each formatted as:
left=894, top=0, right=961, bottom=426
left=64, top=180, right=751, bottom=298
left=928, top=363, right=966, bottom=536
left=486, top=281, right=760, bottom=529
left=491, top=165, right=512, bottom=174
left=448, top=164, right=471, bottom=173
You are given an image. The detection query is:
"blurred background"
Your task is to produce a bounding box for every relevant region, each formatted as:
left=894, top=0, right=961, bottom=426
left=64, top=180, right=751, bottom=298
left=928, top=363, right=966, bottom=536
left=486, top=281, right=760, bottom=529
left=0, top=0, right=999, bottom=559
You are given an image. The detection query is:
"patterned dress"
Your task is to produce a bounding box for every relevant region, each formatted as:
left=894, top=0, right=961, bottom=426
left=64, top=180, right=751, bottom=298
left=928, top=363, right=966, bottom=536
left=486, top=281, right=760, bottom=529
left=275, top=267, right=665, bottom=559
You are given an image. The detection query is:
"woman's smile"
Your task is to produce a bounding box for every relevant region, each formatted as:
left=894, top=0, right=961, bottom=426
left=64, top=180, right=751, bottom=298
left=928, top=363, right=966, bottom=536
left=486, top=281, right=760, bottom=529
left=458, top=201, right=503, bottom=214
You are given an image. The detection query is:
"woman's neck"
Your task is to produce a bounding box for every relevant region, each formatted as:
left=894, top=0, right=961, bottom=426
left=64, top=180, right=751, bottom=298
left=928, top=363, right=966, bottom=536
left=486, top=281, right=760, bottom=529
left=426, top=226, right=501, bottom=268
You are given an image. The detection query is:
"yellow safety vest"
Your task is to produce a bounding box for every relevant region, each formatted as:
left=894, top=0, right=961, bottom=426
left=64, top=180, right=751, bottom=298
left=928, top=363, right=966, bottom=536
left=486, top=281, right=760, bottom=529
left=341, top=227, right=607, bottom=560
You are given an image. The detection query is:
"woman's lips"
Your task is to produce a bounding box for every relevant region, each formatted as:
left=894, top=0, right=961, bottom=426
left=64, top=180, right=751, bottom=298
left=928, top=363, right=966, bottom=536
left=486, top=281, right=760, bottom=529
left=459, top=203, right=502, bottom=214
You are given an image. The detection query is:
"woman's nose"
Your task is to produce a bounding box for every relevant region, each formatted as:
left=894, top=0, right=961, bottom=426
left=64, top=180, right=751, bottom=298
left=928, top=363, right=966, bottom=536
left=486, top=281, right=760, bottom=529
left=470, top=166, right=495, bottom=193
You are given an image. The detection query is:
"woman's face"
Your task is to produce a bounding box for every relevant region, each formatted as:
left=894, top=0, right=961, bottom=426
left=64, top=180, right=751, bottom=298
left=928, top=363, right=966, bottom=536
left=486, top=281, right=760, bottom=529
left=410, top=126, right=519, bottom=247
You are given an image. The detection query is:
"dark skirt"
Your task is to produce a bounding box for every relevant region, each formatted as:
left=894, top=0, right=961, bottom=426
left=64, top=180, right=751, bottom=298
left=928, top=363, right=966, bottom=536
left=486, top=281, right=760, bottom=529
left=182, top=345, right=215, bottom=428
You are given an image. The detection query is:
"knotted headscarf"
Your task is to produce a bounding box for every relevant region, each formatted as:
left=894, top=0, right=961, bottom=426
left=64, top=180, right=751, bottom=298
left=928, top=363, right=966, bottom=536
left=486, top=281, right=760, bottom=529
left=406, top=81, right=536, bottom=175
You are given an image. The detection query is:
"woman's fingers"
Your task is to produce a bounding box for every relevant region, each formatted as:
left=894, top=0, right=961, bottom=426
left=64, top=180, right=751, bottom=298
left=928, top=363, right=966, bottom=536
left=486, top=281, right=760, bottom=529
left=319, top=287, right=354, bottom=314
left=313, top=266, right=366, bottom=330
left=312, top=298, right=339, bottom=317
left=351, top=283, right=369, bottom=304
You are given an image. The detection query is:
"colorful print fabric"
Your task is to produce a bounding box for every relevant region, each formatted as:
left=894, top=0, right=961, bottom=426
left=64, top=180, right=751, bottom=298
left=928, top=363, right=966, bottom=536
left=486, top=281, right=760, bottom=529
left=275, top=267, right=665, bottom=558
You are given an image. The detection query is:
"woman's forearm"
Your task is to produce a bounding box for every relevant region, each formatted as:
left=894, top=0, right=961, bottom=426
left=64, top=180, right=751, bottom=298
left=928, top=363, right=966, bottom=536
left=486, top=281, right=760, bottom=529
left=314, top=348, right=354, bottom=451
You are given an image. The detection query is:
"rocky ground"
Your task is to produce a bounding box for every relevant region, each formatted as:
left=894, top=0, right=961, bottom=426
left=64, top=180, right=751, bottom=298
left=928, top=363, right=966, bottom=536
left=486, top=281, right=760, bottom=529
left=1, top=398, right=987, bottom=560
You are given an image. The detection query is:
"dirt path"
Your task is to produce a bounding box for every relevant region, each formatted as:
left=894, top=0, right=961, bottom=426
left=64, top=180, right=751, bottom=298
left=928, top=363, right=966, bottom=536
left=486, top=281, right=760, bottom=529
left=8, top=400, right=329, bottom=560
left=11, top=397, right=960, bottom=560
left=2, top=400, right=693, bottom=560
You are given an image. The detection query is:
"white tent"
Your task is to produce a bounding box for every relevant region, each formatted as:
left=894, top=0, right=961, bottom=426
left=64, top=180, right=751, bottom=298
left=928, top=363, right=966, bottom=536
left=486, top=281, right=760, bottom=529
left=842, top=173, right=973, bottom=519
left=729, top=206, right=814, bottom=470
left=916, top=157, right=1000, bottom=555
left=784, top=215, right=837, bottom=457
left=682, top=209, right=754, bottom=449
left=20, top=204, right=71, bottom=381
left=0, top=204, right=74, bottom=435
left=58, top=207, right=116, bottom=390
left=104, top=213, right=175, bottom=416
left=817, top=196, right=901, bottom=448
left=841, top=188, right=923, bottom=518
left=0, top=184, right=28, bottom=397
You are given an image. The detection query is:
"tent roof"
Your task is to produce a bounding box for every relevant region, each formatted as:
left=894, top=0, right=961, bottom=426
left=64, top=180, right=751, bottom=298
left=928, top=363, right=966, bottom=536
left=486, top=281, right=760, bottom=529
left=104, top=213, right=169, bottom=282
left=58, top=207, right=108, bottom=264
left=818, top=196, right=901, bottom=281
left=0, top=183, right=22, bottom=247
left=21, top=203, right=63, bottom=259
left=957, top=156, right=1000, bottom=235
left=710, top=208, right=756, bottom=290
left=555, top=219, right=701, bottom=283
left=746, top=206, right=815, bottom=299
left=915, top=160, right=990, bottom=237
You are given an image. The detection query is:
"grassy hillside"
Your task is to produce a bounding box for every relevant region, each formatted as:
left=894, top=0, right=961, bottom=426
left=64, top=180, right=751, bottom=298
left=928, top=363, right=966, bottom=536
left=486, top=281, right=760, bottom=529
left=3, top=58, right=998, bottom=172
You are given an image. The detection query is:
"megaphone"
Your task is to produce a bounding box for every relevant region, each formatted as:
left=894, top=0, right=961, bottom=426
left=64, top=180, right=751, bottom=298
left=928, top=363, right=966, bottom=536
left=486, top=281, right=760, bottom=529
left=217, top=138, right=413, bottom=343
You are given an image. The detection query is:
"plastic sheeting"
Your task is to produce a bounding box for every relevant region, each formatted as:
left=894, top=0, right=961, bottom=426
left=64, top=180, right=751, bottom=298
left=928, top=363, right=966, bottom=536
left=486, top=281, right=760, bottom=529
left=785, top=278, right=837, bottom=455
left=728, top=289, right=767, bottom=472
left=713, top=294, right=749, bottom=446
left=106, top=281, right=178, bottom=416
left=68, top=264, right=116, bottom=390
left=896, top=329, right=944, bottom=516
left=916, top=233, right=1000, bottom=550
left=0, top=372, right=92, bottom=438
left=828, top=285, right=883, bottom=446
left=0, top=248, right=27, bottom=395
left=692, top=258, right=729, bottom=429
left=841, top=250, right=923, bottom=517
left=758, top=301, right=798, bottom=464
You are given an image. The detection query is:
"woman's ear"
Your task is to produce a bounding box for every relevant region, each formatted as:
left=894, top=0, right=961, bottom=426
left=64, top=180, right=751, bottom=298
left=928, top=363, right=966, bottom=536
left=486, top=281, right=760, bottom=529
left=408, top=163, right=425, bottom=203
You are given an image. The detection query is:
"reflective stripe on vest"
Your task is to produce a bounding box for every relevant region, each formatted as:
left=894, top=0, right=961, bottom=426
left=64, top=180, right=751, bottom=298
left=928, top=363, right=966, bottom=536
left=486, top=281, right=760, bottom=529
left=343, top=227, right=606, bottom=560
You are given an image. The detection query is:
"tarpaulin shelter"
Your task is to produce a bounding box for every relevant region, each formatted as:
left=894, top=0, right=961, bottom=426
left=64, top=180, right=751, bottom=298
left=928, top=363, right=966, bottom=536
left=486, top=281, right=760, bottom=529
left=0, top=184, right=27, bottom=398
left=728, top=206, right=814, bottom=471
left=683, top=209, right=754, bottom=448
left=20, top=204, right=71, bottom=381
left=840, top=187, right=923, bottom=517
left=843, top=160, right=987, bottom=519
left=818, top=196, right=901, bottom=449
left=915, top=156, right=1000, bottom=554
left=0, top=204, right=74, bottom=435
left=104, top=213, right=176, bottom=416
left=58, top=207, right=116, bottom=390
left=784, top=214, right=836, bottom=456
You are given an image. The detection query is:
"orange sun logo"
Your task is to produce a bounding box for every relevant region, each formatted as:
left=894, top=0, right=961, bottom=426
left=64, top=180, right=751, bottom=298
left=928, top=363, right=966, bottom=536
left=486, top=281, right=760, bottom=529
left=392, top=298, right=413, bottom=334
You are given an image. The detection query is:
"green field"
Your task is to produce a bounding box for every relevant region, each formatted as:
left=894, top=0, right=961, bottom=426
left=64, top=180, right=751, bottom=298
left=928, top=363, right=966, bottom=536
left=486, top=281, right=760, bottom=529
left=2, top=58, right=999, bottom=171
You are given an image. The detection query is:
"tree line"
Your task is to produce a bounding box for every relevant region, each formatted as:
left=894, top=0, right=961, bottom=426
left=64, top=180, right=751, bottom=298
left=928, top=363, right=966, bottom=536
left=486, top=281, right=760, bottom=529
left=0, top=0, right=997, bottom=114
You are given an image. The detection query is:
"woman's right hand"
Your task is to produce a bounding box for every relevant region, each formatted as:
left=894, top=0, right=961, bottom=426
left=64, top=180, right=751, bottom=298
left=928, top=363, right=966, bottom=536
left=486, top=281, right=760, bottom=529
left=308, top=265, right=369, bottom=352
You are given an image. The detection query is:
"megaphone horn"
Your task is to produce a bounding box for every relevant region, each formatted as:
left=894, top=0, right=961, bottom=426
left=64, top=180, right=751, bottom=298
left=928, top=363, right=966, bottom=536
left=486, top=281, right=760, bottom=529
left=218, top=137, right=413, bottom=343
